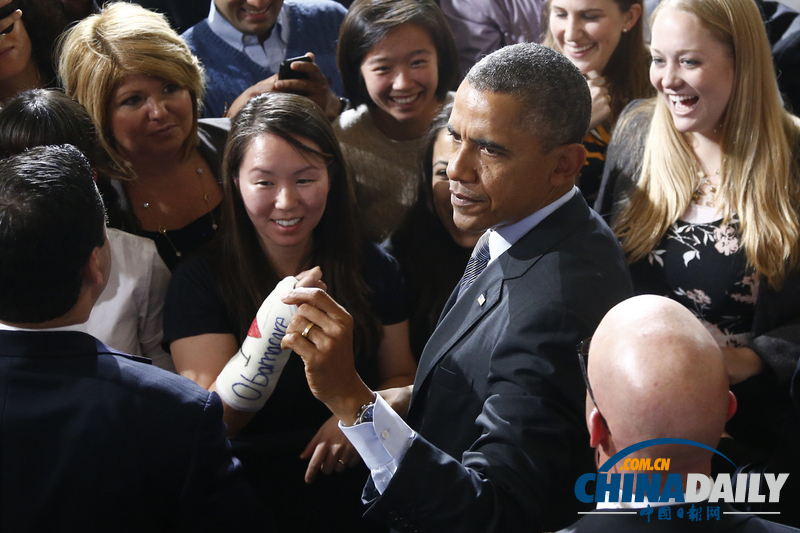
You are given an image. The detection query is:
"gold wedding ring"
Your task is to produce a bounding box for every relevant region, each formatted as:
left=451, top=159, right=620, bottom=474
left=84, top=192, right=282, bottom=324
left=301, top=322, right=316, bottom=339
left=338, top=459, right=346, bottom=466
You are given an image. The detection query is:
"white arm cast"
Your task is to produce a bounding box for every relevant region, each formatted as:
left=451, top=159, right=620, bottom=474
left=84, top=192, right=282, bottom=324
left=215, top=276, right=298, bottom=412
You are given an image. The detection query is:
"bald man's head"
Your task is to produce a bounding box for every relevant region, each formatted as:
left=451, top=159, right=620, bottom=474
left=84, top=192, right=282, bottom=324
left=587, top=295, right=735, bottom=473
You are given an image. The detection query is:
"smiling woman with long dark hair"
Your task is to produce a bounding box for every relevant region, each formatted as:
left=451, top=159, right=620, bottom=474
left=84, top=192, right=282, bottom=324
left=163, top=92, right=416, bottom=532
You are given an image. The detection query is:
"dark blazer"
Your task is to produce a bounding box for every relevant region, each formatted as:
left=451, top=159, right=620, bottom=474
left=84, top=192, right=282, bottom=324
left=560, top=502, right=800, bottom=532
left=0, top=330, right=256, bottom=532
left=363, top=193, right=634, bottom=532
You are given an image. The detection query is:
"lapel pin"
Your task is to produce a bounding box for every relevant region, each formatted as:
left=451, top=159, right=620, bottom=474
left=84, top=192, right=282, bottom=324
left=477, top=294, right=486, bottom=306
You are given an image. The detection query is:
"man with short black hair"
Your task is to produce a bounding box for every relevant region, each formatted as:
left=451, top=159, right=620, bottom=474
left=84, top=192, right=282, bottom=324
left=0, top=145, right=256, bottom=531
left=282, top=42, right=634, bottom=532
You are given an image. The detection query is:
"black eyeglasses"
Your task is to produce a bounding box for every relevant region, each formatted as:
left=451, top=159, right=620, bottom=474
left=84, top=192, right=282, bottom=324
left=577, top=337, right=610, bottom=434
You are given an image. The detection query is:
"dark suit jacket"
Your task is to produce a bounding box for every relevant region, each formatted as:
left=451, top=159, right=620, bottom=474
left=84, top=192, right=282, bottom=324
left=0, top=330, right=257, bottom=532
left=363, top=193, right=634, bottom=532
left=560, top=502, right=800, bottom=532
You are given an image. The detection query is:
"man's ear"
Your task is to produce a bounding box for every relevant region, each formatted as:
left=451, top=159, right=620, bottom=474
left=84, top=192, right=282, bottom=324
left=726, top=391, right=737, bottom=422
left=550, top=143, right=586, bottom=187
left=83, top=246, right=105, bottom=290
left=588, top=408, right=610, bottom=449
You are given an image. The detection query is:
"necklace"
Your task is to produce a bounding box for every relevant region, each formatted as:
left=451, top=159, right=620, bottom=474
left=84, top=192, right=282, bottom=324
left=141, top=166, right=219, bottom=259
left=692, top=166, right=721, bottom=208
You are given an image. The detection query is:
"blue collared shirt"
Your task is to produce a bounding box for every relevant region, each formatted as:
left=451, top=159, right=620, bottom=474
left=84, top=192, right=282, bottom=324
left=207, top=1, right=290, bottom=73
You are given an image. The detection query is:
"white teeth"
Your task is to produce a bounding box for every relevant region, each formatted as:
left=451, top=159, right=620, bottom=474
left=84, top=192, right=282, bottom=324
left=275, top=218, right=300, bottom=227
left=566, top=43, right=594, bottom=53
left=243, top=7, right=268, bottom=14
left=392, top=94, right=418, bottom=105
left=669, top=94, right=698, bottom=110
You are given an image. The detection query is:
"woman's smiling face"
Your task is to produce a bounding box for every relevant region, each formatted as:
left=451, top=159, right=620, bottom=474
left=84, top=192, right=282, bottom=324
left=549, top=0, right=641, bottom=75
left=236, top=133, right=330, bottom=256
left=649, top=7, right=734, bottom=139
left=359, top=22, right=440, bottom=138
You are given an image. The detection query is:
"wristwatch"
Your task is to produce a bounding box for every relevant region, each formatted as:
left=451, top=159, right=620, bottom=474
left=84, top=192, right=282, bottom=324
left=353, top=394, right=377, bottom=425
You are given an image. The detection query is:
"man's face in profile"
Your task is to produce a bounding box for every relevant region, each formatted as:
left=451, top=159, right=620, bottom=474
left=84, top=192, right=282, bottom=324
left=214, top=0, right=284, bottom=38
left=446, top=81, right=564, bottom=232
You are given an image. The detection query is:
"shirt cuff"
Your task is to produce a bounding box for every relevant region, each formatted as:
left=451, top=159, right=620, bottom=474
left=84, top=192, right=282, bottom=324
left=339, top=393, right=416, bottom=494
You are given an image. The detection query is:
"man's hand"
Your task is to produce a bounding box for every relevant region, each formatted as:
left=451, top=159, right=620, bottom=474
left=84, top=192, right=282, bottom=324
left=300, top=415, right=362, bottom=484
left=225, top=53, right=341, bottom=119
left=226, top=74, right=280, bottom=118
left=274, top=53, right=341, bottom=119
left=281, top=288, right=375, bottom=425
left=0, top=0, right=21, bottom=35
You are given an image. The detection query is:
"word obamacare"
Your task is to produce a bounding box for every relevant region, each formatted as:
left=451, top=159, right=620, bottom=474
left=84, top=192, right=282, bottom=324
left=575, top=472, right=789, bottom=504
left=232, top=316, right=289, bottom=400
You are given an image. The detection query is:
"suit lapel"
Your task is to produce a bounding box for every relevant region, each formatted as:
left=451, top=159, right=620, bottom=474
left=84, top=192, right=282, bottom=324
left=409, top=194, right=592, bottom=410
left=413, top=262, right=504, bottom=395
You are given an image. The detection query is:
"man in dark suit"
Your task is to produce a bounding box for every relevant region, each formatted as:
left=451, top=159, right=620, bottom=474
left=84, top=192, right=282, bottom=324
left=282, top=43, right=633, bottom=532
left=560, top=295, right=799, bottom=532
left=0, top=145, right=257, bottom=531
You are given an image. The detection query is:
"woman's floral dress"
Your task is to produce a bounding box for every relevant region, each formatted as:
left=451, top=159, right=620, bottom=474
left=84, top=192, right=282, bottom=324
left=630, top=215, right=758, bottom=346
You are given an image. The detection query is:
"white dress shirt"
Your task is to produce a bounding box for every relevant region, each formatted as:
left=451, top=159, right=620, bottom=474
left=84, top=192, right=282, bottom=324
left=341, top=187, right=578, bottom=493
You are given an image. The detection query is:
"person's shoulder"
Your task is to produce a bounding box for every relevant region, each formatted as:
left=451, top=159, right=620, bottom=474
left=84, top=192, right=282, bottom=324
left=180, top=18, right=210, bottom=46
left=286, top=0, right=347, bottom=17
left=616, top=98, right=656, bottom=135
left=94, top=346, right=214, bottom=411
left=532, top=194, right=631, bottom=284
left=603, top=98, right=656, bottom=182
left=105, top=228, right=168, bottom=291
left=170, top=245, right=218, bottom=288
left=334, top=104, right=371, bottom=133
left=166, top=245, right=221, bottom=310
left=551, top=192, right=619, bottom=246
left=199, top=117, right=232, bottom=136
left=198, top=118, right=232, bottom=170
left=106, top=227, right=159, bottom=258
left=364, top=240, right=401, bottom=272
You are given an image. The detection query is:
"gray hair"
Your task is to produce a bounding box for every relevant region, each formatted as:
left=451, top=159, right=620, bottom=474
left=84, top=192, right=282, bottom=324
left=467, top=43, right=591, bottom=151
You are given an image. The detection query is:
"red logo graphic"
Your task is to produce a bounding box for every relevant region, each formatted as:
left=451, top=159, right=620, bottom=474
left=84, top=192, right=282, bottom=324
left=247, top=318, right=261, bottom=338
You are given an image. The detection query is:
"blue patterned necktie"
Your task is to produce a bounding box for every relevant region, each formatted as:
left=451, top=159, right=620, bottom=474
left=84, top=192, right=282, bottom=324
left=458, top=231, right=491, bottom=299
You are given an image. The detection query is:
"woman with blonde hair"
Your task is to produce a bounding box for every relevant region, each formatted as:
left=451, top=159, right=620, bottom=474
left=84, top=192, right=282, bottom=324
left=600, top=0, right=800, bottom=513
left=544, top=0, right=653, bottom=204
left=58, top=3, right=227, bottom=270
